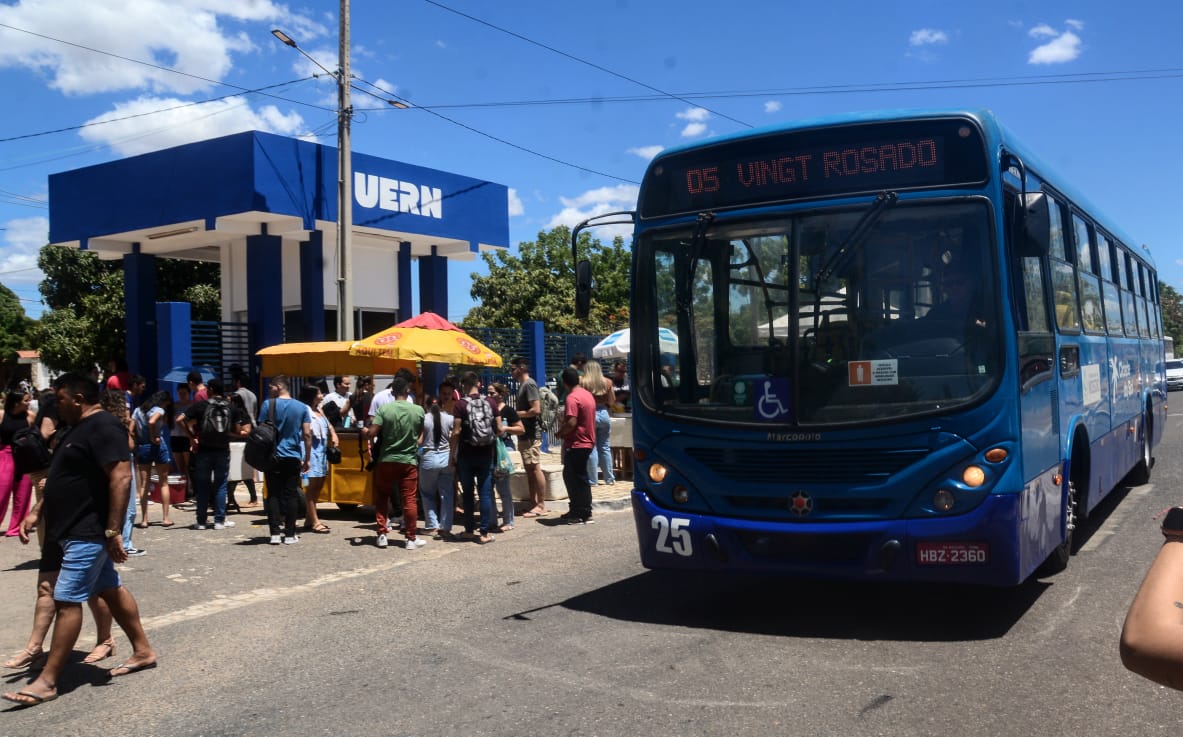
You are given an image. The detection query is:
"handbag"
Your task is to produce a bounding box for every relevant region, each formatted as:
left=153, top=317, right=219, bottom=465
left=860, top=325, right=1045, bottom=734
left=244, top=397, right=279, bottom=472
left=493, top=439, right=515, bottom=479
left=326, top=445, right=342, bottom=465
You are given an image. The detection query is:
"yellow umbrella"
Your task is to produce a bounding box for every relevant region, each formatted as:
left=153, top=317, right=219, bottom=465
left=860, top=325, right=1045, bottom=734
left=256, top=341, right=416, bottom=376
left=349, top=312, right=503, bottom=367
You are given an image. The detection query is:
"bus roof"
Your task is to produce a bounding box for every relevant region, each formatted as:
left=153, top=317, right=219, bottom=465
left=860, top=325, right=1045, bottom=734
left=646, top=108, right=1154, bottom=270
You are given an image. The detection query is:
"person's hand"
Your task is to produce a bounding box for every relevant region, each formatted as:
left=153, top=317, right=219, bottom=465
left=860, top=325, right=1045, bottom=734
left=302, top=459, right=310, bottom=474
left=18, top=510, right=37, bottom=545
left=107, top=536, right=127, bottom=564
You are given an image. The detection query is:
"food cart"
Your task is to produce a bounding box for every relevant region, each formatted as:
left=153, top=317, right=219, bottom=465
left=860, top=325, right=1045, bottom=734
left=255, top=341, right=415, bottom=508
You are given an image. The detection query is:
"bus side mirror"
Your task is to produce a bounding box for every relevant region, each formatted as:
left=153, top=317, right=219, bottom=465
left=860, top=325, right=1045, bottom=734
left=575, top=259, right=592, bottom=319
left=1019, top=192, right=1050, bottom=257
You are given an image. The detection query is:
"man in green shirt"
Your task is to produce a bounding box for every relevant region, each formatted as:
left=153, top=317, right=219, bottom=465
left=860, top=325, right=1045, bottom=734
left=365, top=376, right=425, bottom=550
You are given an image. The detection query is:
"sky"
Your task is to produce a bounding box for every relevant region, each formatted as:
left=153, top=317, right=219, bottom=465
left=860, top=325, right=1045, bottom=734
left=0, top=0, right=1181, bottom=324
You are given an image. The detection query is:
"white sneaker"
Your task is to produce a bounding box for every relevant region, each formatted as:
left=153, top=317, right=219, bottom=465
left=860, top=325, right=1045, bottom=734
left=406, top=538, right=427, bottom=550
left=283, top=535, right=299, bottom=545
left=191, top=523, right=207, bottom=530
left=269, top=534, right=282, bottom=545
left=376, top=533, right=388, bottom=548
left=213, top=520, right=236, bottom=530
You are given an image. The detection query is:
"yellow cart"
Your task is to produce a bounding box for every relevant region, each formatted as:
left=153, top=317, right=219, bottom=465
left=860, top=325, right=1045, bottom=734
left=256, top=341, right=414, bottom=508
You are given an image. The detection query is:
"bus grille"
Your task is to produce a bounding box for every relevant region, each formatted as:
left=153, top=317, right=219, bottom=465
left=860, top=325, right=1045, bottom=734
left=686, top=447, right=927, bottom=484
left=735, top=530, right=871, bottom=563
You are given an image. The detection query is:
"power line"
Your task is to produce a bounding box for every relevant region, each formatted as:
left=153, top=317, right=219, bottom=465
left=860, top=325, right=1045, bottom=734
left=348, top=78, right=639, bottom=185
left=0, top=77, right=319, bottom=144
left=355, top=67, right=1183, bottom=112
left=421, top=0, right=750, bottom=128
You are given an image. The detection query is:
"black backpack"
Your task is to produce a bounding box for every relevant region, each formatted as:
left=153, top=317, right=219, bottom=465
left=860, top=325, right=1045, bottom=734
left=244, top=399, right=278, bottom=471
left=321, top=399, right=342, bottom=427
left=11, top=424, right=51, bottom=475
left=200, top=398, right=231, bottom=445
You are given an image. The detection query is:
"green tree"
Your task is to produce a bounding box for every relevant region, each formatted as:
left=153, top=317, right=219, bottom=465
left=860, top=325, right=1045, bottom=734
left=461, top=226, right=630, bottom=334
left=30, top=245, right=222, bottom=372
left=1160, top=281, right=1182, bottom=349
left=0, top=282, right=33, bottom=387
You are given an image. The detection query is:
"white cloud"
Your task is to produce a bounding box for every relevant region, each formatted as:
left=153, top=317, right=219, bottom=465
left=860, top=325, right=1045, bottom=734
left=0, top=217, right=49, bottom=306
left=909, top=28, right=949, bottom=46
left=627, top=145, right=663, bottom=160
left=1028, top=26, right=1082, bottom=65
left=764, top=100, right=782, bottom=114
left=1, top=216, right=48, bottom=268
left=1028, top=23, right=1059, bottom=38
left=675, top=107, right=712, bottom=138
left=507, top=188, right=523, bottom=217
left=1065, top=19, right=1084, bottom=30
left=545, top=185, right=640, bottom=243
left=78, top=95, right=306, bottom=156
left=0, top=0, right=325, bottom=96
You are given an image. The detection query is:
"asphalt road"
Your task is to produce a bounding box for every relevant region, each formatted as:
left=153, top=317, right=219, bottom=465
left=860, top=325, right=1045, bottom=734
left=3, top=410, right=1183, bottom=737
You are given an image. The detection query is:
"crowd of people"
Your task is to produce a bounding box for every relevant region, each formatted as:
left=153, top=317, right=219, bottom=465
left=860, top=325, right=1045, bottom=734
left=0, top=353, right=625, bottom=706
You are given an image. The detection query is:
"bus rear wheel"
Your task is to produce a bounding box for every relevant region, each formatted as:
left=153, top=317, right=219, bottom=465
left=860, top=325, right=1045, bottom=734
left=1126, top=411, right=1153, bottom=485
left=1040, top=478, right=1078, bottom=575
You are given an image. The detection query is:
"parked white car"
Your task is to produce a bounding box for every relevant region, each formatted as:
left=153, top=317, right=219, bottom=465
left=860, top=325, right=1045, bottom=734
left=1166, top=359, right=1183, bottom=391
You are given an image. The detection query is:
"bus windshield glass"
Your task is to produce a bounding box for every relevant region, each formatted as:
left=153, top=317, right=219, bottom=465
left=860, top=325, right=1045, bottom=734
left=637, top=198, right=1001, bottom=426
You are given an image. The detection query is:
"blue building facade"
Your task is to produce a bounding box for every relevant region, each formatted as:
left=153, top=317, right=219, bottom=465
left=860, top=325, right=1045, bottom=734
left=47, top=131, right=509, bottom=386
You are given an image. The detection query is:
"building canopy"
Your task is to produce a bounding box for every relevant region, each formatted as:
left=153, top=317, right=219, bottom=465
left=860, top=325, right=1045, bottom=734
left=48, top=130, right=509, bottom=261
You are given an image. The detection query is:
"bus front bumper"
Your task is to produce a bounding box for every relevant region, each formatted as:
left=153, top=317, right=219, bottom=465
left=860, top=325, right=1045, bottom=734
left=631, top=490, right=1028, bottom=586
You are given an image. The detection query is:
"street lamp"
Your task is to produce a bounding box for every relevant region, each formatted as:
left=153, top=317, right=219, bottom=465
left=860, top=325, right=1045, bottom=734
left=271, top=8, right=354, bottom=341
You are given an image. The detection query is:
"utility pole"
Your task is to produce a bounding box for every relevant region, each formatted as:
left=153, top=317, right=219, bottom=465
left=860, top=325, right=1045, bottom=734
left=337, top=0, right=354, bottom=341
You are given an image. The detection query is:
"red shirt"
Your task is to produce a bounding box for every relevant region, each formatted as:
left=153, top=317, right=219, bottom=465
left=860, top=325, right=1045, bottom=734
left=563, top=386, right=595, bottom=450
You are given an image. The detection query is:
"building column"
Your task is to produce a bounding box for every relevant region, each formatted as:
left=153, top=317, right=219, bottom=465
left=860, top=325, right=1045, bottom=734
left=521, top=320, right=549, bottom=451
left=156, top=302, right=191, bottom=396
left=246, top=229, right=284, bottom=370
left=419, top=246, right=448, bottom=317
left=420, top=246, right=449, bottom=395
left=300, top=229, right=326, bottom=341
left=398, top=241, right=413, bottom=322
left=123, top=249, right=158, bottom=390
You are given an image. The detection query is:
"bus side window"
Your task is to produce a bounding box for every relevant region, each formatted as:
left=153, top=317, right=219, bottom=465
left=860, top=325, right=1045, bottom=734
left=1046, top=196, right=1081, bottom=332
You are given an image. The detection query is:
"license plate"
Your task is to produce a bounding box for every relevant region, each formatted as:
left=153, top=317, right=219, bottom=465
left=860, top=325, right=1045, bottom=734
left=915, top=541, right=989, bottom=565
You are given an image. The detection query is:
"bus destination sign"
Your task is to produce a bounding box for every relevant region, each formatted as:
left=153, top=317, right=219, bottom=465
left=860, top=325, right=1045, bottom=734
left=638, top=118, right=988, bottom=219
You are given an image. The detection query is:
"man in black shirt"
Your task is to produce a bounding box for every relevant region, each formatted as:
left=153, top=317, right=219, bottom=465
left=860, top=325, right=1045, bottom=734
left=2, top=373, right=157, bottom=707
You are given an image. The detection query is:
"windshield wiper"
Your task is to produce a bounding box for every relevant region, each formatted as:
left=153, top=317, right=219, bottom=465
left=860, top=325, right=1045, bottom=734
left=814, top=191, right=898, bottom=283
left=676, top=212, right=716, bottom=313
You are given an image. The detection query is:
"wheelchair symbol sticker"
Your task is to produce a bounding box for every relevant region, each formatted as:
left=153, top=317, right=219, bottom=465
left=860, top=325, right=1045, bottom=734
left=753, top=378, right=791, bottom=421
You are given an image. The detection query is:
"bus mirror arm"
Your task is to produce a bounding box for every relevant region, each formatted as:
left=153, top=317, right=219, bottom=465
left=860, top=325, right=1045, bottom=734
left=571, top=210, right=636, bottom=320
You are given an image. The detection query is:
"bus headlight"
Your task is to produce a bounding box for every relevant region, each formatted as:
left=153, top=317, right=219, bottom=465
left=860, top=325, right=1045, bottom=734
left=672, top=486, right=690, bottom=504
left=933, top=489, right=955, bottom=512
left=649, top=463, right=668, bottom=484
left=962, top=465, right=986, bottom=487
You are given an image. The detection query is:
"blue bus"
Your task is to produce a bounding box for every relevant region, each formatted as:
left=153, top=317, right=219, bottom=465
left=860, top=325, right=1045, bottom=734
left=573, top=109, right=1165, bottom=585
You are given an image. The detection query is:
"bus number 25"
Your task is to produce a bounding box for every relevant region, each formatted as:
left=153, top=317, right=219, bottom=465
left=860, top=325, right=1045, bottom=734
left=652, top=515, right=693, bottom=556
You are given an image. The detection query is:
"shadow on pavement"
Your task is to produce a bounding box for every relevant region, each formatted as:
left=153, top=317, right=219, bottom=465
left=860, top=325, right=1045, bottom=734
left=549, top=571, right=1049, bottom=642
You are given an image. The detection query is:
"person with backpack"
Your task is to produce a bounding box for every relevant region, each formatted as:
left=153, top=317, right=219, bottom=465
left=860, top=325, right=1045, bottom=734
left=449, top=371, right=502, bottom=545
left=257, top=376, right=312, bottom=545
left=180, top=379, right=251, bottom=531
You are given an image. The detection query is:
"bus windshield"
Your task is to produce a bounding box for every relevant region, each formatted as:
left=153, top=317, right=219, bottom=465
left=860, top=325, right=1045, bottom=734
left=637, top=198, right=1001, bottom=426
